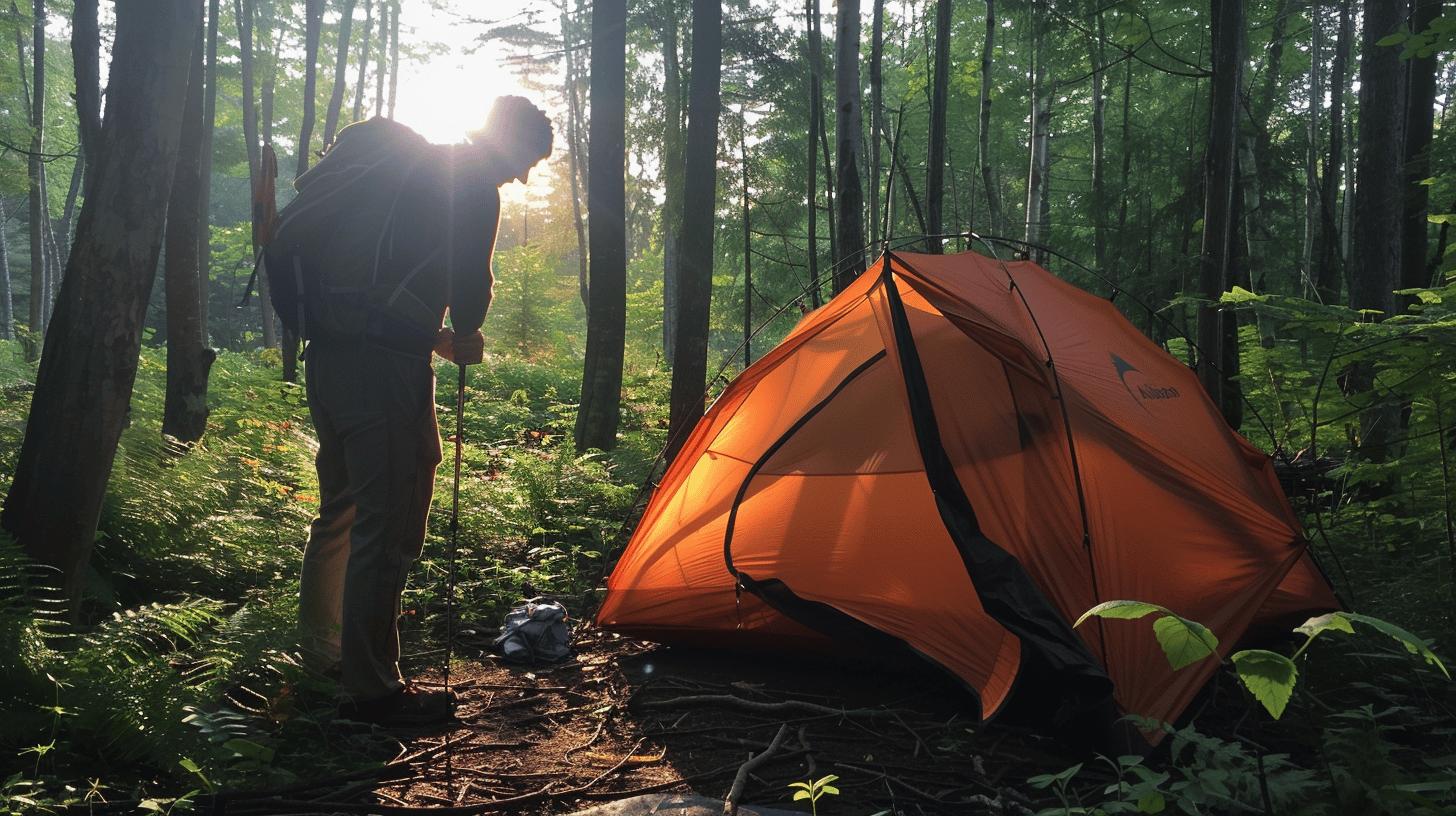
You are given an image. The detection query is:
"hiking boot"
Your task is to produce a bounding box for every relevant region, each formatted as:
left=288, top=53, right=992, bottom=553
left=339, top=684, right=457, bottom=727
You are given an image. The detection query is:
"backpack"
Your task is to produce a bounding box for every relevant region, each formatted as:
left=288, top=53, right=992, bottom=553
left=258, top=118, right=441, bottom=351
left=490, top=598, right=573, bottom=665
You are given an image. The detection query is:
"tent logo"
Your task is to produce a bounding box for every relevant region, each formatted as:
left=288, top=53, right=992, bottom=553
left=1111, top=353, right=1181, bottom=407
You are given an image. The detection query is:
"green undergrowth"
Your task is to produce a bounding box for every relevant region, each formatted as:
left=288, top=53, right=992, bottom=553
left=0, top=339, right=661, bottom=807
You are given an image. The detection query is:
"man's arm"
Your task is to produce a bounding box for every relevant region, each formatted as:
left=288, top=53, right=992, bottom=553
left=446, top=183, right=500, bottom=335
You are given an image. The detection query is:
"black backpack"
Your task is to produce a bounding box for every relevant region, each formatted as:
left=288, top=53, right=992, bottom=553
left=257, top=118, right=439, bottom=347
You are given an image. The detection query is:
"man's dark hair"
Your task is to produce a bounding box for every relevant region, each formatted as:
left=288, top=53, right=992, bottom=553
left=470, top=96, right=553, bottom=168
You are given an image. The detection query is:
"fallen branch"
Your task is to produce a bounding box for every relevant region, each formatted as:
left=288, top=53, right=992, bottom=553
left=724, top=724, right=790, bottom=816
left=641, top=693, right=893, bottom=718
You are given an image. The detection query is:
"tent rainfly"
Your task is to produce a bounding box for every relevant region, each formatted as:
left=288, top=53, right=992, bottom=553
left=597, top=250, right=1337, bottom=733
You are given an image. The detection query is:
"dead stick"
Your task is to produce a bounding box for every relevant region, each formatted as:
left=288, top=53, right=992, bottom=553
left=724, top=724, right=790, bottom=816
left=641, top=693, right=892, bottom=718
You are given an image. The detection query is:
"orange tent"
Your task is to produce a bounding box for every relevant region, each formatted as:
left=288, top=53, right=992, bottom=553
left=597, top=250, right=1336, bottom=731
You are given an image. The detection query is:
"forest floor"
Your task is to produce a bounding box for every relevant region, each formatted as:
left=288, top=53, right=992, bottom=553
left=259, top=628, right=1076, bottom=815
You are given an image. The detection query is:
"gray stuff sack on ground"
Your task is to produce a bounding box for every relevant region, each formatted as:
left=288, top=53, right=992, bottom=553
left=490, top=598, right=572, bottom=665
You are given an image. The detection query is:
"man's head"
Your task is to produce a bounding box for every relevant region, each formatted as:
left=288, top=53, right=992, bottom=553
left=468, top=96, right=553, bottom=186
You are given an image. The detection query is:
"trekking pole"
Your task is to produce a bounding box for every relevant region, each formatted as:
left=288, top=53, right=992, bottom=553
left=443, top=362, right=466, bottom=796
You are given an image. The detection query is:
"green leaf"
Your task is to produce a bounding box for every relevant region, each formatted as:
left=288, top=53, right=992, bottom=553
left=1075, top=600, right=1166, bottom=628
left=1231, top=649, right=1298, bottom=718
left=1152, top=615, right=1219, bottom=670
left=1295, top=612, right=1355, bottom=638
left=787, top=782, right=812, bottom=790
left=792, top=790, right=812, bottom=801
left=1428, top=213, right=1456, bottom=225
left=222, top=738, right=276, bottom=764
left=1376, top=31, right=1409, bottom=46
left=1341, top=613, right=1451, bottom=678
left=819, top=786, right=840, bottom=796
left=814, top=774, right=840, bottom=786
left=1137, top=791, right=1167, bottom=813
left=179, top=758, right=202, bottom=773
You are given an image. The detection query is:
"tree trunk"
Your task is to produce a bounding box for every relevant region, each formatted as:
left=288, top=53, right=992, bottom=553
left=236, top=0, right=276, bottom=350
left=565, top=6, right=589, bottom=310
left=351, top=0, right=373, bottom=123
left=806, top=0, right=823, bottom=307
left=813, top=0, right=836, bottom=276
left=1401, top=0, right=1442, bottom=292
left=0, top=196, right=11, bottom=339
left=1089, top=7, right=1108, bottom=275
left=1, top=0, right=201, bottom=607
left=1196, top=0, right=1244, bottom=428
left=1114, top=56, right=1133, bottom=284
left=833, top=0, right=866, bottom=289
left=660, top=4, right=683, bottom=359
left=260, top=1, right=280, bottom=145
left=926, top=0, right=951, bottom=253
left=666, top=0, right=721, bottom=463
left=1302, top=0, right=1320, bottom=297
left=296, top=0, right=324, bottom=176
left=574, top=0, right=628, bottom=453
left=741, top=114, right=751, bottom=367
left=322, top=0, right=359, bottom=150
left=72, top=0, right=102, bottom=189
left=198, top=0, right=220, bottom=334
left=869, top=0, right=884, bottom=246
left=1023, top=1, right=1051, bottom=263
left=58, top=149, right=84, bottom=264
left=1350, top=0, right=1406, bottom=316
left=1314, top=0, right=1349, bottom=304
left=374, top=0, right=386, bottom=117
left=163, top=20, right=216, bottom=445
left=387, top=0, right=399, bottom=118
left=977, top=0, right=1002, bottom=235
left=24, top=0, right=44, bottom=341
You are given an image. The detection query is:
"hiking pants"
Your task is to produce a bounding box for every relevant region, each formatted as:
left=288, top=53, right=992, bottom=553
left=298, top=340, right=442, bottom=701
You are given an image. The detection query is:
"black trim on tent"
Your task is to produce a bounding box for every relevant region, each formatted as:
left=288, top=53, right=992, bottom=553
left=878, top=254, right=1114, bottom=719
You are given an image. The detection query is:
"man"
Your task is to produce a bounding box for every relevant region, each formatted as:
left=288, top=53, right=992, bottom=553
left=287, top=96, right=552, bottom=726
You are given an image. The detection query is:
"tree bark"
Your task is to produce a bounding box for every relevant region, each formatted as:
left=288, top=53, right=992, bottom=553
left=374, top=0, right=387, bottom=117
left=71, top=0, right=102, bottom=184
left=163, top=19, right=216, bottom=445
left=926, top=0, right=950, bottom=253
left=236, top=0, right=276, bottom=350
left=666, top=0, right=721, bottom=463
left=806, top=0, right=823, bottom=307
left=296, top=0, right=324, bottom=176
left=868, top=0, right=884, bottom=246
left=198, top=0, right=220, bottom=333
left=833, top=0, right=866, bottom=288
left=741, top=114, right=752, bottom=367
left=977, top=0, right=1002, bottom=235
left=0, top=196, right=13, bottom=339
left=1401, top=0, right=1442, bottom=292
left=1, top=0, right=201, bottom=607
left=1195, top=0, right=1244, bottom=428
left=565, top=4, right=589, bottom=310
left=660, top=3, right=683, bottom=359
left=1114, top=56, right=1133, bottom=284
left=24, top=0, right=45, bottom=341
left=574, top=0, right=628, bottom=453
left=387, top=0, right=399, bottom=118
left=1023, top=1, right=1051, bottom=263
left=1314, top=0, right=1349, bottom=304
left=1088, top=7, right=1108, bottom=275
left=322, top=0, right=359, bottom=150
left=1302, top=0, right=1320, bottom=297
left=1350, top=0, right=1406, bottom=316
left=351, top=0, right=374, bottom=123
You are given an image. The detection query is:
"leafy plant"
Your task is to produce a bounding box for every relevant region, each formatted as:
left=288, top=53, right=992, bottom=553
left=786, top=774, right=840, bottom=815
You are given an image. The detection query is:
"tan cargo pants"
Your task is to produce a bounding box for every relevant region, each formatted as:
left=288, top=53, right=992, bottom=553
left=298, top=340, right=442, bottom=701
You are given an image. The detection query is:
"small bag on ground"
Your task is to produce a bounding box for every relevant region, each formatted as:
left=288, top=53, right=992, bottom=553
left=490, top=598, right=572, bottom=665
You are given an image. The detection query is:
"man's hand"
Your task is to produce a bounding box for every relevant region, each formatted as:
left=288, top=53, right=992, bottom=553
left=433, top=327, right=485, bottom=365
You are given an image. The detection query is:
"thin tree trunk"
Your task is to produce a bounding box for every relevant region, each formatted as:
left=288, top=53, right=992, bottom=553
left=261, top=0, right=280, bottom=146
left=351, top=0, right=374, bottom=123
left=387, top=0, right=399, bottom=118
left=741, top=113, right=752, bottom=368
left=374, top=0, right=387, bottom=116
left=163, top=20, right=216, bottom=445
left=660, top=4, right=683, bottom=358
left=322, top=0, right=359, bottom=150
left=1114, top=56, right=1133, bottom=283
left=812, top=0, right=835, bottom=273
left=1023, top=1, right=1051, bottom=263
left=1, top=0, right=201, bottom=607
left=977, top=0, right=1001, bottom=235
left=926, top=0, right=950, bottom=253
left=1196, top=0, right=1244, bottom=428
left=1315, top=0, right=1349, bottom=304
left=0, top=196, right=12, bottom=339
left=71, top=0, right=102, bottom=183
left=1302, top=0, right=1320, bottom=297
left=885, top=126, right=930, bottom=236
left=1089, top=7, right=1108, bottom=275
left=199, top=0, right=220, bottom=334
left=236, top=0, right=276, bottom=350
left=833, top=0, right=866, bottom=289
left=565, top=10, right=589, bottom=309
left=574, top=0, right=628, bottom=453
left=666, top=0, right=721, bottom=463
left=869, top=0, right=884, bottom=247
left=1401, top=0, right=1442, bottom=292
left=806, top=0, right=823, bottom=307
left=23, top=0, right=44, bottom=342
left=296, top=0, right=324, bottom=176
left=58, top=150, right=83, bottom=263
